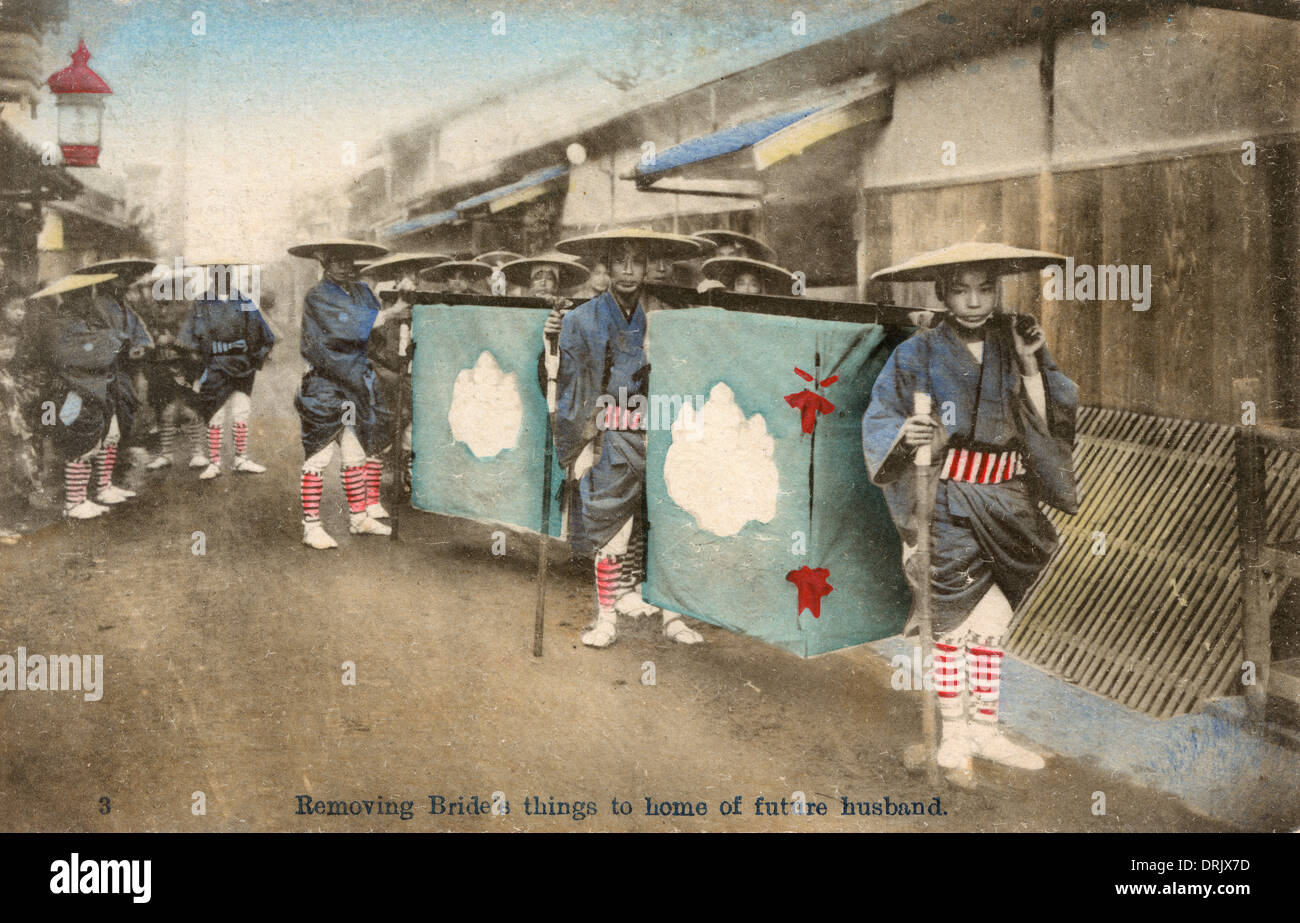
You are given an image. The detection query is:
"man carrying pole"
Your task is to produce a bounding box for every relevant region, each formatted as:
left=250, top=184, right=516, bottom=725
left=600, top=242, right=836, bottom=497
left=862, top=242, right=1079, bottom=774
left=553, top=228, right=706, bottom=649
left=287, top=238, right=392, bottom=550
left=501, top=253, right=592, bottom=656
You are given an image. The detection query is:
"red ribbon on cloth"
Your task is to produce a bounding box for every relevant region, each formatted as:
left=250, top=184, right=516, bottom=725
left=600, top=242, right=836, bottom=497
left=784, top=390, right=835, bottom=434
left=785, top=367, right=838, bottom=434
left=786, top=566, right=833, bottom=619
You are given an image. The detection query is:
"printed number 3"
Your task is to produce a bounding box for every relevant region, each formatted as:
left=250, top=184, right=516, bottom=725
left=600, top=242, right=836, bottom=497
left=99, top=796, right=110, bottom=814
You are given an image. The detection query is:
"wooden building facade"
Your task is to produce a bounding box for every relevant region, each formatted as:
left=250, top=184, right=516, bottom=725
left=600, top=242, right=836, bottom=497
left=854, top=3, right=1298, bottom=427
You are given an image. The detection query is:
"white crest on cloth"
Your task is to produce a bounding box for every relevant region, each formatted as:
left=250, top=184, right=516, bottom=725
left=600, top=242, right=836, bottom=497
left=448, top=351, right=523, bottom=459
left=664, top=382, right=778, bottom=537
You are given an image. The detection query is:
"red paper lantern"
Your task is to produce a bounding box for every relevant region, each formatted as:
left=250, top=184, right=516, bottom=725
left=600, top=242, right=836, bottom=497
left=46, top=40, right=112, bottom=168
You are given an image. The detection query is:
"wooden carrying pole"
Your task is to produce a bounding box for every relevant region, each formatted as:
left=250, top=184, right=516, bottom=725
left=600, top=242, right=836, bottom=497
left=533, top=330, right=561, bottom=657
left=388, top=319, right=411, bottom=541
left=641, top=282, right=922, bottom=327
left=912, top=391, right=940, bottom=785
left=375, top=294, right=569, bottom=652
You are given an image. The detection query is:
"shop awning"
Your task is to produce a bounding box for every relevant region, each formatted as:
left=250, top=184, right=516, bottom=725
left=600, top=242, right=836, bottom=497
left=47, top=197, right=129, bottom=231
left=453, top=164, right=568, bottom=215
left=750, top=88, right=892, bottom=170
left=381, top=208, right=458, bottom=238
left=634, top=107, right=818, bottom=187
left=632, top=78, right=891, bottom=192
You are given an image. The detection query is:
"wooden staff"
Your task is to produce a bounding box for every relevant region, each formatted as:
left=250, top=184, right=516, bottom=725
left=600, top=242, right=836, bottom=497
left=912, top=391, right=940, bottom=786
left=559, top=465, right=572, bottom=541
left=388, top=317, right=410, bottom=541
left=533, top=329, right=561, bottom=657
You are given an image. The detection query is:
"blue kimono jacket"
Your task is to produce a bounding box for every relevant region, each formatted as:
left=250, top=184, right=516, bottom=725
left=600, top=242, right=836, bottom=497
left=39, top=299, right=129, bottom=456
left=862, top=317, right=1079, bottom=632
left=180, top=294, right=275, bottom=420
left=555, top=290, right=649, bottom=554
left=96, top=294, right=153, bottom=440
left=294, top=279, right=390, bottom=457
left=141, top=299, right=204, bottom=414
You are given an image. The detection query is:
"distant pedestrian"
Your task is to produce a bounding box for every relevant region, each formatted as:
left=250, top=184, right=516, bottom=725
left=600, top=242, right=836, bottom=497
left=178, top=261, right=276, bottom=480
left=75, top=259, right=158, bottom=505
left=26, top=273, right=126, bottom=519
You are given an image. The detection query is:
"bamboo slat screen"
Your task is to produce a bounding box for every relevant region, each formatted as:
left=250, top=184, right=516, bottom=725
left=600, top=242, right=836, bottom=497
left=1009, top=406, right=1300, bottom=719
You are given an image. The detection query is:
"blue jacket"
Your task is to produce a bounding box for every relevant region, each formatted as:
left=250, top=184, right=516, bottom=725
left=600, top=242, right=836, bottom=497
left=41, top=303, right=128, bottom=404
left=180, top=294, right=275, bottom=378
left=555, top=290, right=650, bottom=551
left=294, top=279, right=389, bottom=456
left=862, top=316, right=1079, bottom=528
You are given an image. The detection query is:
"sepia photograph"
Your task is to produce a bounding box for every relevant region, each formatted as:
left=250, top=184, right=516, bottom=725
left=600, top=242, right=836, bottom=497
left=0, top=0, right=1296, bottom=899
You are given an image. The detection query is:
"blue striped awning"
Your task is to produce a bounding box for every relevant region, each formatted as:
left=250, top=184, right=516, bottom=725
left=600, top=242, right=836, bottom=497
left=382, top=209, right=458, bottom=238
left=453, top=164, right=569, bottom=214
left=634, top=107, right=819, bottom=184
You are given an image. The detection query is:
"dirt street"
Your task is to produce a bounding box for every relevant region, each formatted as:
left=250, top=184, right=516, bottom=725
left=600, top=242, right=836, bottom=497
left=0, top=357, right=1229, bottom=833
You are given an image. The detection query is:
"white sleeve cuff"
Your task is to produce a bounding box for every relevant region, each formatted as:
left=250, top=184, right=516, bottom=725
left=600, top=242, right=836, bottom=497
left=1023, top=373, right=1047, bottom=422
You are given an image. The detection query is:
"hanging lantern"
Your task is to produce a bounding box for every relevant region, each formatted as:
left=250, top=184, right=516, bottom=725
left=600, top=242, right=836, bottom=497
left=46, top=39, right=112, bottom=168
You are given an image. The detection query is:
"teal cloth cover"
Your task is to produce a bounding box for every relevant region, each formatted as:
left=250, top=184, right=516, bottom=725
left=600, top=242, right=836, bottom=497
left=410, top=304, right=563, bottom=534
left=644, top=308, right=911, bottom=657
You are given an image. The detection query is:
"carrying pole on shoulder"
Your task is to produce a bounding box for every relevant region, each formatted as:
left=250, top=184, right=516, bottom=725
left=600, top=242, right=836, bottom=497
left=388, top=319, right=411, bottom=541
left=533, top=328, right=561, bottom=657
left=911, top=391, right=940, bottom=786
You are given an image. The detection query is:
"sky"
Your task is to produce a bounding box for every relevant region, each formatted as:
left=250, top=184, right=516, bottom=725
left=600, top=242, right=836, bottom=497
left=30, top=0, right=896, bottom=259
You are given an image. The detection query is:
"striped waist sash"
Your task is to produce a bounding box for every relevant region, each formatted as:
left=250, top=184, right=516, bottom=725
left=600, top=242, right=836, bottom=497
left=940, top=447, right=1024, bottom=484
